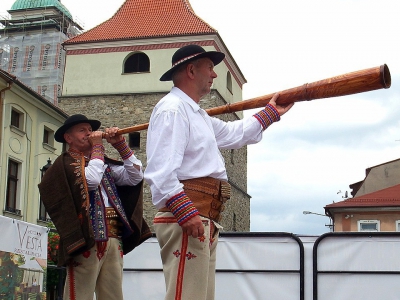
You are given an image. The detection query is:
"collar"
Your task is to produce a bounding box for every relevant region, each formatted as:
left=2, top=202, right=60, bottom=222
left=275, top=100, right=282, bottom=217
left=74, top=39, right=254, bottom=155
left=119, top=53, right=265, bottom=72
left=68, top=148, right=90, bottom=163
left=170, top=87, right=201, bottom=113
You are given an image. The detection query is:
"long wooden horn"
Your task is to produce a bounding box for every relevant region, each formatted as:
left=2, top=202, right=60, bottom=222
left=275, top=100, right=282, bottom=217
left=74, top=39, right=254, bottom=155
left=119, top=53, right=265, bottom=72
left=116, top=64, right=391, bottom=135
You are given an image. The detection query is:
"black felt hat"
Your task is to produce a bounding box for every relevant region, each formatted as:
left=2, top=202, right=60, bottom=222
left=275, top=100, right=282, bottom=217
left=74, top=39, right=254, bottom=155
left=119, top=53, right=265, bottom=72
left=160, top=44, right=225, bottom=81
left=55, top=114, right=101, bottom=143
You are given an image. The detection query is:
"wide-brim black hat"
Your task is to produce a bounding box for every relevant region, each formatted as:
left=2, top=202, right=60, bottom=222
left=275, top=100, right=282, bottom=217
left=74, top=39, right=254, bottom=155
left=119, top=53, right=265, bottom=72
left=160, top=44, right=225, bottom=81
left=55, top=114, right=101, bottom=143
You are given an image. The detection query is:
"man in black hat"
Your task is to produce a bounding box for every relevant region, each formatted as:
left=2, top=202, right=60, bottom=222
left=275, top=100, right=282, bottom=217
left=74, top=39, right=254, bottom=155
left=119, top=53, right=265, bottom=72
left=39, top=114, right=151, bottom=300
left=144, top=44, right=294, bottom=299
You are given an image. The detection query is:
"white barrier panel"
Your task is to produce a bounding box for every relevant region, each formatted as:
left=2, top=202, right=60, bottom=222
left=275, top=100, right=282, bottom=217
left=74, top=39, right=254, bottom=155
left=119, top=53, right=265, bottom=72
left=123, top=233, right=400, bottom=300
left=123, top=233, right=307, bottom=300
left=314, top=233, right=400, bottom=300
left=0, top=215, right=48, bottom=299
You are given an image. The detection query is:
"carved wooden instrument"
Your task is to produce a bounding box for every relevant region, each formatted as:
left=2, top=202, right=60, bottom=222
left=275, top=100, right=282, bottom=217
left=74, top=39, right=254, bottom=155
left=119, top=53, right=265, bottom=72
left=115, top=64, right=391, bottom=135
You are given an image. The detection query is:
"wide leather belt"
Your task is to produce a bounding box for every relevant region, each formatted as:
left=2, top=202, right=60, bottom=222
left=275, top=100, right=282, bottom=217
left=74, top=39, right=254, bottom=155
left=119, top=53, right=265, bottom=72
left=159, top=177, right=231, bottom=223
left=105, top=207, right=123, bottom=238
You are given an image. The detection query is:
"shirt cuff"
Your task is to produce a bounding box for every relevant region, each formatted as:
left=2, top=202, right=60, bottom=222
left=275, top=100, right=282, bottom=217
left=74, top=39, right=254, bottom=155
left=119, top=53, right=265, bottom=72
left=166, top=191, right=199, bottom=226
left=90, top=144, right=105, bottom=162
left=253, top=103, right=280, bottom=130
left=112, top=138, right=134, bottom=160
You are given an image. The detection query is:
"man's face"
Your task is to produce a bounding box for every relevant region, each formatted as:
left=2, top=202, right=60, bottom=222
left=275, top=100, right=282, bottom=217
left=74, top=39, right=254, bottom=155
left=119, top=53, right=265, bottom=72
left=193, top=57, right=218, bottom=99
left=64, top=123, right=93, bottom=152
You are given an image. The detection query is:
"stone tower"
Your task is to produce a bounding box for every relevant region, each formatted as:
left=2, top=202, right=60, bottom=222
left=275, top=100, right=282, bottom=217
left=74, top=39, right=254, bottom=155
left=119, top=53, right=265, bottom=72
left=57, top=0, right=251, bottom=231
left=0, top=0, right=83, bottom=104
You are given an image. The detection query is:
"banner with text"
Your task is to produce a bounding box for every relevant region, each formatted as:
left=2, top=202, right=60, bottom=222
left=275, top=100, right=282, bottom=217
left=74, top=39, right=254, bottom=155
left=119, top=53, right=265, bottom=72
left=0, top=215, right=48, bottom=299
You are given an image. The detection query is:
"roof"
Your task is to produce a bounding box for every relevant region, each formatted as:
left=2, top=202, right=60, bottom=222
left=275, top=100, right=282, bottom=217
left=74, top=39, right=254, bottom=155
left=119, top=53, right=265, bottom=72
left=325, top=184, right=400, bottom=209
left=64, top=0, right=217, bottom=44
left=9, top=0, right=73, bottom=19
left=349, top=158, right=400, bottom=196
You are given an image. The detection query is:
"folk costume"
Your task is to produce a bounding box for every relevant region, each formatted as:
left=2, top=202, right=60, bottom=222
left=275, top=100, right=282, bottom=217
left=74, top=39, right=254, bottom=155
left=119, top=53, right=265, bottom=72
left=145, top=86, right=280, bottom=299
left=39, top=115, right=151, bottom=300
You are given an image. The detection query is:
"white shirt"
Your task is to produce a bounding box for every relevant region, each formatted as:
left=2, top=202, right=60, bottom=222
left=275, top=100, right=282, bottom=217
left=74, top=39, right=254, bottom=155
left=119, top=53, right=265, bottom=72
left=144, top=87, right=264, bottom=208
left=85, top=154, right=143, bottom=206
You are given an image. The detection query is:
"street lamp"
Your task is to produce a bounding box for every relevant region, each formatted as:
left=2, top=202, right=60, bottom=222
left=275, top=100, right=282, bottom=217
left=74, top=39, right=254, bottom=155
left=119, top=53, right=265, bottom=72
left=39, top=158, right=52, bottom=221
left=40, top=158, right=52, bottom=178
left=303, top=210, right=333, bottom=232
left=303, top=211, right=326, bottom=217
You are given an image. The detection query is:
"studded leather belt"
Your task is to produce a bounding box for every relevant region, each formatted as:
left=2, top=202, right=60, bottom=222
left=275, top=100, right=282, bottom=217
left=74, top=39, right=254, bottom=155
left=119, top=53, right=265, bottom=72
left=105, top=207, right=123, bottom=238
left=159, top=177, right=231, bottom=223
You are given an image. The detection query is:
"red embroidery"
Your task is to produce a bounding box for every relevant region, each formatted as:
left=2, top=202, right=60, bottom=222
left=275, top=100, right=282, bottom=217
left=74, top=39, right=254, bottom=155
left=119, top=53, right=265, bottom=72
left=186, top=252, right=197, bottom=260
left=210, top=236, right=215, bottom=247
left=175, top=234, right=188, bottom=299
left=82, top=251, right=91, bottom=258
left=198, top=235, right=206, bottom=242
left=153, top=216, right=177, bottom=223
left=67, top=263, right=76, bottom=299
left=173, top=250, right=181, bottom=258
left=96, top=242, right=107, bottom=260
left=71, top=260, right=81, bottom=267
left=119, top=243, right=123, bottom=258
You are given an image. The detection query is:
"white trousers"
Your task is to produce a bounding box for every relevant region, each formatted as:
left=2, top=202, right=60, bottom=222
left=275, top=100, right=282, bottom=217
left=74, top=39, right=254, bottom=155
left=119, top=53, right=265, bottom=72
left=63, top=238, right=124, bottom=300
left=154, top=212, right=219, bottom=300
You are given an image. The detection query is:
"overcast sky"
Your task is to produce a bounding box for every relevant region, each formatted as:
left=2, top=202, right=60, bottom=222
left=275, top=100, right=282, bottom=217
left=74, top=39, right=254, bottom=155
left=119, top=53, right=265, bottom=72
left=2, top=0, right=399, bottom=235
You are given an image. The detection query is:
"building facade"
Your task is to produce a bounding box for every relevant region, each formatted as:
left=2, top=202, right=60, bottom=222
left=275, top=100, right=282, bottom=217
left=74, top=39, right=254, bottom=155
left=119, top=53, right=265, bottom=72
left=60, top=0, right=251, bottom=231
left=0, top=68, right=68, bottom=225
left=325, top=159, right=400, bottom=232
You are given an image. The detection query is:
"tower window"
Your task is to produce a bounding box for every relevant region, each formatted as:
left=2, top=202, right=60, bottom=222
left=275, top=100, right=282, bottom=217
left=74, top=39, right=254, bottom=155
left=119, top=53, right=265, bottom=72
left=128, top=132, right=140, bottom=149
left=227, top=71, right=233, bottom=94
left=124, top=52, right=150, bottom=73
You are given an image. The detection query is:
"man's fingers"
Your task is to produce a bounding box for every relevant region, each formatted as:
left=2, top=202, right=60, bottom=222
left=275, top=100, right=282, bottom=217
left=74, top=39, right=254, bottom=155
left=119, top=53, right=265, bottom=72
left=270, top=93, right=280, bottom=105
left=182, top=218, right=204, bottom=238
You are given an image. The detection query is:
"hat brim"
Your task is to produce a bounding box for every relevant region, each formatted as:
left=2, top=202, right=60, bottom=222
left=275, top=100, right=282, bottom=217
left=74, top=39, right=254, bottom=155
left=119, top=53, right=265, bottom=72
left=55, top=119, right=101, bottom=143
left=160, top=51, right=225, bottom=81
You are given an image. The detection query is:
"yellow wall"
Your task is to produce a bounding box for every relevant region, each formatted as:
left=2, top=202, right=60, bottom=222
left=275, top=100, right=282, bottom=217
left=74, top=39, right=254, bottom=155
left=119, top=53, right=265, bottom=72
left=0, top=78, right=66, bottom=225
left=62, top=45, right=244, bottom=110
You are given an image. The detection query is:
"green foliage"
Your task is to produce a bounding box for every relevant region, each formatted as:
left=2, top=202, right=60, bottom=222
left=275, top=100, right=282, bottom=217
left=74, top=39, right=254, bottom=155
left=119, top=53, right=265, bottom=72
left=46, top=222, right=62, bottom=289
left=0, top=252, right=25, bottom=299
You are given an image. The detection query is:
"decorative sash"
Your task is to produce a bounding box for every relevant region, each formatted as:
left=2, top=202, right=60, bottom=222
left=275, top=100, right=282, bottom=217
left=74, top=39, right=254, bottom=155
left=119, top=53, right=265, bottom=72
left=89, top=165, right=134, bottom=241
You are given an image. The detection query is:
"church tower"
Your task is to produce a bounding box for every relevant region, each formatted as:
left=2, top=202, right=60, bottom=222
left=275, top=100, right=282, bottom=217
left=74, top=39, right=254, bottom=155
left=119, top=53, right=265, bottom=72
left=63, top=0, right=251, bottom=231
left=0, top=0, right=82, bottom=104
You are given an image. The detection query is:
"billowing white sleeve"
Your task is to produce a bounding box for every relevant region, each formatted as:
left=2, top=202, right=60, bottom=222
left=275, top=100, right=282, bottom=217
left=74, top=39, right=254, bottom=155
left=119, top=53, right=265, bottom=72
left=144, top=109, right=188, bottom=208
left=211, top=115, right=263, bottom=149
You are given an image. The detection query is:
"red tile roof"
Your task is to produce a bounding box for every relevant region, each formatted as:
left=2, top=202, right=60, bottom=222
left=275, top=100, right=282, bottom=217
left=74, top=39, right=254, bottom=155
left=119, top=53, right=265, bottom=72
left=64, top=0, right=217, bottom=44
left=325, top=184, right=400, bottom=209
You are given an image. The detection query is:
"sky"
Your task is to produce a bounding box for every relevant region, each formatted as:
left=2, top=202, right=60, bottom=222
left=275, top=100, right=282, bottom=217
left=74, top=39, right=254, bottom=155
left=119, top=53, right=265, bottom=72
left=1, top=0, right=400, bottom=235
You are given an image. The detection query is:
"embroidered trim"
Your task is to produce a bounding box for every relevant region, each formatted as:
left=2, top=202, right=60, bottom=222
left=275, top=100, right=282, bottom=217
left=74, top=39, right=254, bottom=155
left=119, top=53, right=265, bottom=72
left=112, top=138, right=133, bottom=160
left=89, top=189, right=107, bottom=242
left=153, top=216, right=177, bottom=223
left=89, top=166, right=134, bottom=241
left=172, top=53, right=202, bottom=67
left=253, top=103, right=280, bottom=130
left=67, top=263, right=76, bottom=299
left=103, top=167, right=133, bottom=234
left=68, top=149, right=90, bottom=215
left=66, top=238, right=86, bottom=254
left=166, top=192, right=199, bottom=226
left=176, top=234, right=189, bottom=299
left=96, top=241, right=107, bottom=261
left=91, top=144, right=105, bottom=161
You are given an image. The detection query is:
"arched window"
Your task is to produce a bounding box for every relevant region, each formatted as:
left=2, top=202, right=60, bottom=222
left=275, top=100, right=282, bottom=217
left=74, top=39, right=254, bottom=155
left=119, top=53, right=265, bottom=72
left=227, top=71, right=233, bottom=94
left=124, top=52, right=150, bottom=73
